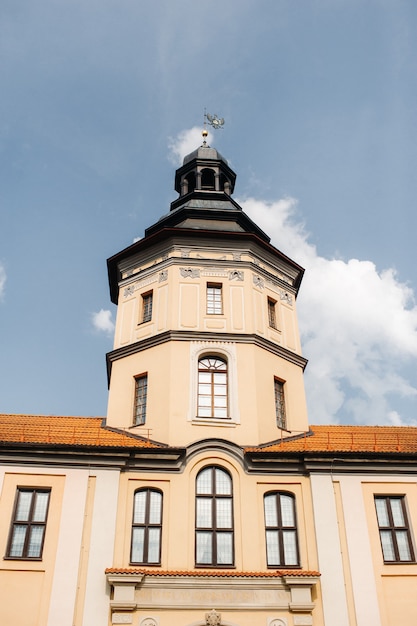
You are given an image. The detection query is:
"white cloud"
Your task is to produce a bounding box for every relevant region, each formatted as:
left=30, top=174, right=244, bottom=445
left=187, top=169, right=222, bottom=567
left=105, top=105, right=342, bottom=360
left=0, top=264, right=6, bottom=300
left=168, top=126, right=213, bottom=166
left=241, top=197, right=417, bottom=426
left=91, top=309, right=115, bottom=336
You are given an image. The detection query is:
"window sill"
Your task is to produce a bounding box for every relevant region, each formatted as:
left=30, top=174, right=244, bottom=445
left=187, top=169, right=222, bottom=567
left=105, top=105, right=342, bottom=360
left=193, top=417, right=236, bottom=427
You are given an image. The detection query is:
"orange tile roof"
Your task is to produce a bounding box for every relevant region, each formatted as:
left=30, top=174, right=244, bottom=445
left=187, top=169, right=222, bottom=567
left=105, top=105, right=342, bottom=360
left=0, top=414, right=163, bottom=449
left=105, top=567, right=320, bottom=578
left=247, top=425, right=417, bottom=454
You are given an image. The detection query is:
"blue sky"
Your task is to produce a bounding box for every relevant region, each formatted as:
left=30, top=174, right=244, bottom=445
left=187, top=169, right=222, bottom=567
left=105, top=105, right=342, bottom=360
left=1, top=0, right=416, bottom=425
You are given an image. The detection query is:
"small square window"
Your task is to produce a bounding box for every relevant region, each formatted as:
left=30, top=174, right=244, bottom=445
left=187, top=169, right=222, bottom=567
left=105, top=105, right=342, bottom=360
left=141, top=292, right=153, bottom=323
left=207, top=284, right=222, bottom=315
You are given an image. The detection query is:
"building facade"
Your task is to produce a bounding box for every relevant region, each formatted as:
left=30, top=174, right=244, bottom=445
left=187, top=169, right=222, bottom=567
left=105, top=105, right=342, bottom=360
left=0, top=139, right=416, bottom=626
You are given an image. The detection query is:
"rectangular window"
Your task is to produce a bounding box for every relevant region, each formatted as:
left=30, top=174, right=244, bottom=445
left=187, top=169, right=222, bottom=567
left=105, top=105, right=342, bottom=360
left=375, top=496, right=415, bottom=563
left=207, top=283, right=222, bottom=315
left=6, top=489, right=51, bottom=559
left=131, top=489, right=162, bottom=565
left=274, top=378, right=286, bottom=430
left=268, top=298, right=277, bottom=329
left=134, top=374, right=148, bottom=425
left=264, top=492, right=299, bottom=567
left=141, top=291, right=153, bottom=323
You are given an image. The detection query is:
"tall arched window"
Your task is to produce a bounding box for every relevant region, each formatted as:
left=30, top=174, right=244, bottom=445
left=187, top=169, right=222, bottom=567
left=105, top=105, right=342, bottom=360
left=197, top=357, right=228, bottom=418
left=131, top=488, right=163, bottom=565
left=264, top=491, right=299, bottom=567
left=195, top=466, right=234, bottom=566
left=201, top=168, right=215, bottom=190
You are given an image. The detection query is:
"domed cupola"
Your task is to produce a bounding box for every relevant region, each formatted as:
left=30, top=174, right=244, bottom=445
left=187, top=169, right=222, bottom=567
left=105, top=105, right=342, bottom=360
left=144, top=132, right=270, bottom=241
left=173, top=131, right=236, bottom=201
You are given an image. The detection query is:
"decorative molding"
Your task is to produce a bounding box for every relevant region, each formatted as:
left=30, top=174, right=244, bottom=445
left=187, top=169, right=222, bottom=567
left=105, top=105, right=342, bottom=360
left=232, top=252, right=241, bottom=261
left=253, top=275, right=264, bottom=289
left=201, top=270, right=228, bottom=278
left=107, top=331, right=308, bottom=383
left=123, top=285, right=135, bottom=298
left=140, top=619, right=158, bottom=626
left=112, top=614, right=133, bottom=624
left=206, top=609, right=221, bottom=626
left=229, top=270, right=243, bottom=281
left=181, top=249, right=191, bottom=258
left=180, top=267, right=200, bottom=279
left=268, top=619, right=287, bottom=626
left=293, top=618, right=313, bottom=626
left=279, top=290, right=293, bottom=305
left=159, top=270, right=168, bottom=282
left=122, top=275, right=158, bottom=297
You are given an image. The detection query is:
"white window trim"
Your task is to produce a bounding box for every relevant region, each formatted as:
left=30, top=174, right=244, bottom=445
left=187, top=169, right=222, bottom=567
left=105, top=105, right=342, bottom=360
left=188, top=341, right=240, bottom=426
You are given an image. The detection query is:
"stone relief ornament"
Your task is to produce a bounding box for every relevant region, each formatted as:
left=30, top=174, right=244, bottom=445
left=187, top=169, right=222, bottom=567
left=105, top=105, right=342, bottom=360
left=112, top=613, right=132, bottom=624
left=159, top=270, right=168, bottom=282
left=205, top=609, right=221, bottom=626
left=140, top=619, right=158, bottom=626
left=229, top=270, right=243, bottom=281
left=279, top=290, right=293, bottom=305
left=181, top=249, right=191, bottom=258
left=253, top=275, right=264, bottom=289
left=268, top=619, right=287, bottom=626
left=123, top=285, right=135, bottom=298
left=180, top=267, right=200, bottom=279
left=232, top=252, right=241, bottom=261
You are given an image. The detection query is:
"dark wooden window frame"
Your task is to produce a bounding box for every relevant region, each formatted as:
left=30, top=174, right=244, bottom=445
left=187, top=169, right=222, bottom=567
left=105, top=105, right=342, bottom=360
left=264, top=490, right=300, bottom=568
left=130, top=488, right=163, bottom=565
left=274, top=378, right=287, bottom=430
left=134, top=373, right=148, bottom=425
left=195, top=466, right=234, bottom=568
left=268, top=297, right=277, bottom=329
left=375, top=495, right=415, bottom=563
left=141, top=291, right=153, bottom=324
left=6, top=488, right=51, bottom=560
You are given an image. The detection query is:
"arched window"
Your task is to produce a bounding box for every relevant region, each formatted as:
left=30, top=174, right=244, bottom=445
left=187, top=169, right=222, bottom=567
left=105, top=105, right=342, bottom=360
left=197, top=357, right=228, bottom=418
left=264, top=491, right=299, bottom=567
left=195, top=466, right=234, bottom=566
left=185, top=172, right=196, bottom=193
left=201, top=168, right=215, bottom=190
left=131, top=488, right=162, bottom=565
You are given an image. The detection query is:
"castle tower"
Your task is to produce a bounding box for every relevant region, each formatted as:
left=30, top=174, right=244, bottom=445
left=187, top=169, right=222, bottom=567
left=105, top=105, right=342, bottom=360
left=106, top=137, right=309, bottom=447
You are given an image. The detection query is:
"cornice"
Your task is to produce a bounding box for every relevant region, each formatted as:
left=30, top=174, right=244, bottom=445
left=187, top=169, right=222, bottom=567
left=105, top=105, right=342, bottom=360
left=106, top=331, right=308, bottom=383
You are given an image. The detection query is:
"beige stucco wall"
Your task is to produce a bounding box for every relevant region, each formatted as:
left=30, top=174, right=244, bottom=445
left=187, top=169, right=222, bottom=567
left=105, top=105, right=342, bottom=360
left=0, top=465, right=121, bottom=626
left=113, top=451, right=319, bottom=573
left=106, top=338, right=308, bottom=446
left=109, top=450, right=323, bottom=626
left=313, top=473, right=417, bottom=626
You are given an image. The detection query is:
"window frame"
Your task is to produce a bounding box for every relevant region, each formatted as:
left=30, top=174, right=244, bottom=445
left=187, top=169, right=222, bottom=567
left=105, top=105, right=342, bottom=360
left=134, top=373, right=148, bottom=425
left=274, top=378, right=287, bottom=430
left=264, top=490, right=300, bottom=568
left=268, top=297, right=277, bottom=329
left=374, top=495, right=415, bottom=563
left=141, top=290, right=153, bottom=324
left=195, top=466, right=234, bottom=568
left=197, top=356, right=228, bottom=419
left=130, top=488, right=163, bottom=566
left=206, top=283, right=223, bottom=315
left=6, top=488, right=51, bottom=560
